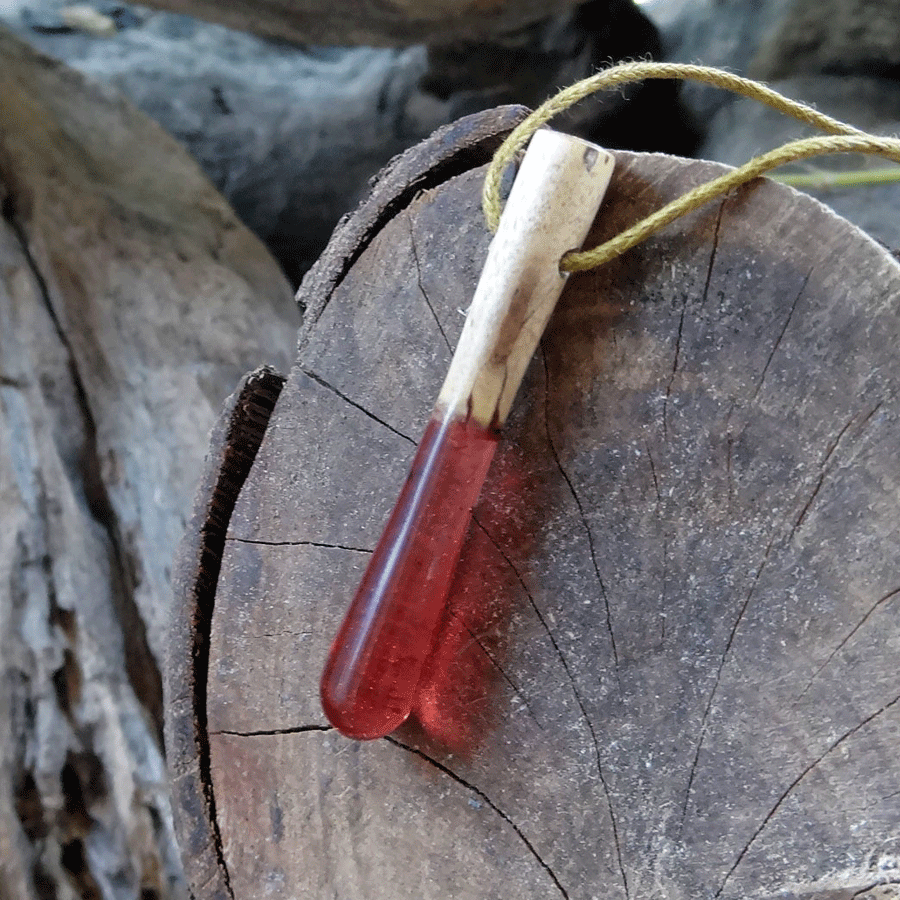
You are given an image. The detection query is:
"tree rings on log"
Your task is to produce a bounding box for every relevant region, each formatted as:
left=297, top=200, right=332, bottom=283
left=169, top=111, right=900, bottom=900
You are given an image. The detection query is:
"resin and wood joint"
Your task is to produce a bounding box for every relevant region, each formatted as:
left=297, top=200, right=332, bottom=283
left=437, top=129, right=615, bottom=429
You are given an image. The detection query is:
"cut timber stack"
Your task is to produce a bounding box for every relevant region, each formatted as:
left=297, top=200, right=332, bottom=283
left=169, top=108, right=900, bottom=898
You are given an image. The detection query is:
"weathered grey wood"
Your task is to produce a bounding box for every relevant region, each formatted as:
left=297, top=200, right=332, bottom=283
left=0, top=28, right=297, bottom=900
left=135, top=0, right=597, bottom=47
left=180, top=146, right=900, bottom=897
left=168, top=368, right=286, bottom=900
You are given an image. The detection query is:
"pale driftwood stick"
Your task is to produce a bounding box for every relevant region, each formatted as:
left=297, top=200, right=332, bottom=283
left=437, top=129, right=614, bottom=428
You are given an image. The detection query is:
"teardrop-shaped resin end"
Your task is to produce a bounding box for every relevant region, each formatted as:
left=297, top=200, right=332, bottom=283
left=320, top=412, right=499, bottom=739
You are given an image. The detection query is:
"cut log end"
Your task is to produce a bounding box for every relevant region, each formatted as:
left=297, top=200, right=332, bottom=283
left=168, top=115, right=900, bottom=900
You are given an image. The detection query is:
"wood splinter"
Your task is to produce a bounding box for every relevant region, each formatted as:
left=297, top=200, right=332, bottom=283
left=320, top=129, right=615, bottom=740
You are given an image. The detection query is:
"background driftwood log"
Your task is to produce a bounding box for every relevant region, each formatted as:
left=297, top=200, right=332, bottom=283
left=169, top=111, right=900, bottom=898
left=133, top=0, right=616, bottom=47
left=0, top=30, right=297, bottom=899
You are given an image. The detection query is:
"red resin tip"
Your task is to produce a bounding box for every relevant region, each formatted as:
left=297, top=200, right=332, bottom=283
left=321, top=412, right=499, bottom=740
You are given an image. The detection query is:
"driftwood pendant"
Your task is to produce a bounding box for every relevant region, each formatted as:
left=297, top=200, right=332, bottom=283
left=320, top=130, right=615, bottom=739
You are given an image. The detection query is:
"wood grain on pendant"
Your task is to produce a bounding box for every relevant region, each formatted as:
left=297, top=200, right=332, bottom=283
left=437, top=129, right=615, bottom=429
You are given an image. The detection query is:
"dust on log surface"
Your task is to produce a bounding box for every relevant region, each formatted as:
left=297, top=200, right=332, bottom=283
left=0, top=27, right=297, bottom=900
left=173, top=143, right=900, bottom=898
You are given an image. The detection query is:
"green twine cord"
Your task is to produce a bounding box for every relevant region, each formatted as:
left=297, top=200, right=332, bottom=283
left=481, top=61, right=900, bottom=274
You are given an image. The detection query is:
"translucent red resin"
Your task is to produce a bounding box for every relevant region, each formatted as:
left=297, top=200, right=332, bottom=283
left=320, top=411, right=499, bottom=740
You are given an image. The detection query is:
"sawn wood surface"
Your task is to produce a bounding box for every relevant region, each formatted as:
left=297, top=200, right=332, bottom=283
left=169, top=124, right=900, bottom=900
